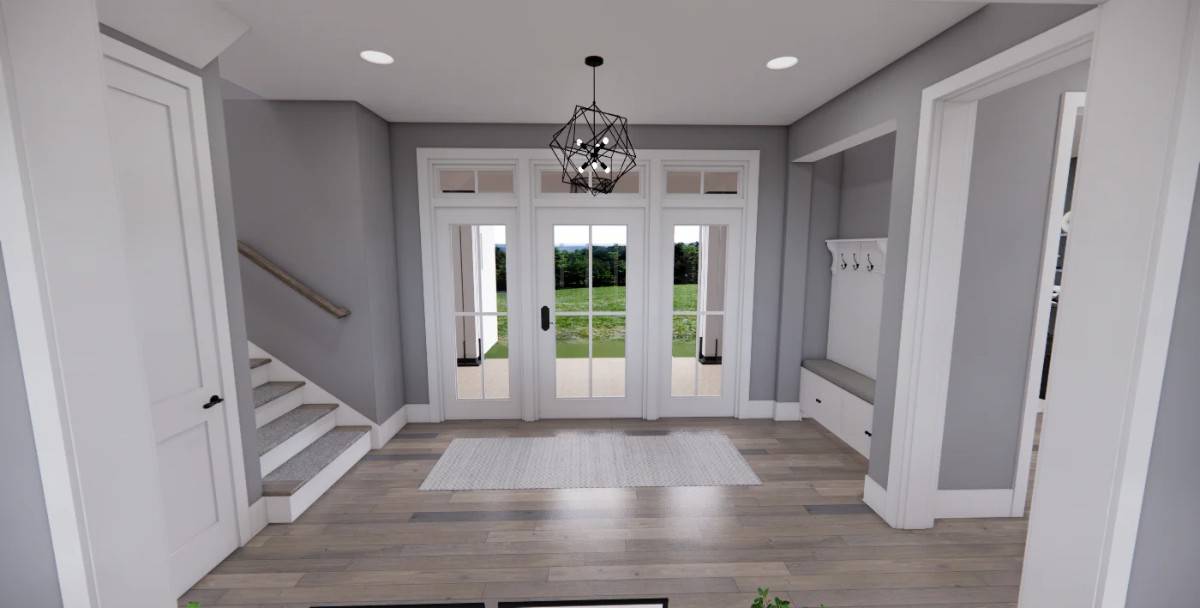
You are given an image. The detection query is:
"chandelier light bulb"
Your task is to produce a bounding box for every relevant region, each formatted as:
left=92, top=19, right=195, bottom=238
left=602, top=137, right=610, bottom=145
left=576, top=138, right=583, bottom=146
left=591, top=161, right=598, bottom=169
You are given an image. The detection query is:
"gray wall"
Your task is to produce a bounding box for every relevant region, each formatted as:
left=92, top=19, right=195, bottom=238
left=797, top=134, right=896, bottom=368
left=800, top=155, right=842, bottom=362
left=389, top=124, right=787, bottom=404
left=1125, top=177, right=1200, bottom=606
left=783, top=4, right=1091, bottom=486
left=0, top=251, right=63, bottom=607
left=226, top=100, right=403, bottom=423
left=838, top=133, right=895, bottom=239
left=939, top=61, right=1089, bottom=490
left=99, top=25, right=263, bottom=501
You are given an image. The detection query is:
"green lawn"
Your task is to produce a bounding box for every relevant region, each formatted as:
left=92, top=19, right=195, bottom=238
left=485, top=284, right=703, bottom=359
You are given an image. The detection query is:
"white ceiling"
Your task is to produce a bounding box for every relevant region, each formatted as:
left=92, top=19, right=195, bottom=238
left=217, top=0, right=984, bottom=125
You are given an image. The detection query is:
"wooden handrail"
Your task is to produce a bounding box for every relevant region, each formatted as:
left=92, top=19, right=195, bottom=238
left=237, top=241, right=350, bottom=319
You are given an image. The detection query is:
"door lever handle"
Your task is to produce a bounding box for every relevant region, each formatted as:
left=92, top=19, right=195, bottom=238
left=203, top=394, right=224, bottom=409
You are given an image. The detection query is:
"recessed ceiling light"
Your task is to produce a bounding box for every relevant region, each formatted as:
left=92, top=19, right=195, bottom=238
left=766, top=56, right=799, bottom=70
left=359, top=50, right=394, bottom=65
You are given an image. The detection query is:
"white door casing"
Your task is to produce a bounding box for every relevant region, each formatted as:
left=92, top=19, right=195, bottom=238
left=103, top=37, right=242, bottom=595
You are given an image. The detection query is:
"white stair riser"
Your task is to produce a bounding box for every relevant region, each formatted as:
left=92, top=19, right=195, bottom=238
left=264, top=433, right=370, bottom=523
left=259, top=411, right=337, bottom=477
left=250, top=364, right=271, bottom=388
left=255, top=389, right=304, bottom=428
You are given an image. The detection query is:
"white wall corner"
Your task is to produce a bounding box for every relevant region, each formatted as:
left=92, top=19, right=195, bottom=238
left=740, top=400, right=776, bottom=419
left=933, top=488, right=1016, bottom=519
left=774, top=401, right=802, bottom=421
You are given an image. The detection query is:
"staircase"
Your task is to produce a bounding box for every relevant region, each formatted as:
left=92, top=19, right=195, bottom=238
left=248, top=344, right=372, bottom=523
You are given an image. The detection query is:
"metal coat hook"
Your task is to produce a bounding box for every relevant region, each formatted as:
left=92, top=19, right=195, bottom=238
left=866, top=253, right=875, bottom=272
left=839, top=253, right=848, bottom=270
left=852, top=252, right=860, bottom=271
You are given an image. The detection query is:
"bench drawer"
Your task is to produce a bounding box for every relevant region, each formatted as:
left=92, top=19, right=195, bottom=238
left=842, top=394, right=874, bottom=457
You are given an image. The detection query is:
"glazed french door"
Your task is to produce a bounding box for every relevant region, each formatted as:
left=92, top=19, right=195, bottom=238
left=433, top=207, right=525, bottom=419
left=655, top=207, right=744, bottom=417
left=535, top=207, right=645, bottom=418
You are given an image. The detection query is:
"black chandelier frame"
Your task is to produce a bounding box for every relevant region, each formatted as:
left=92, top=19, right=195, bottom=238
left=549, top=56, right=637, bottom=196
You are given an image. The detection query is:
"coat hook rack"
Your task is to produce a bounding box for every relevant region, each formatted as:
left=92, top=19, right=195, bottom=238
left=840, top=253, right=848, bottom=270
left=852, top=252, right=860, bottom=271
left=866, top=253, right=875, bottom=272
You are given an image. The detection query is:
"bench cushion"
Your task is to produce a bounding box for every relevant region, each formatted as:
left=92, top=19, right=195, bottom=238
left=802, top=359, right=875, bottom=404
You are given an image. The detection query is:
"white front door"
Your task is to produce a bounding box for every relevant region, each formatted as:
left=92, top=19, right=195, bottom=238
left=104, top=41, right=239, bottom=595
left=536, top=207, right=645, bottom=418
left=433, top=207, right=524, bottom=419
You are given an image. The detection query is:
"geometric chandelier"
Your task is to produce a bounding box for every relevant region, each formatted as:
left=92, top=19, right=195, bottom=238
left=549, top=55, right=637, bottom=195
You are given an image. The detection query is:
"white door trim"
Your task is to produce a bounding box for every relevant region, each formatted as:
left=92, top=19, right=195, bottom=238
left=1010, top=91, right=1085, bottom=517
left=882, top=10, right=1098, bottom=529
left=416, top=148, right=759, bottom=421
left=101, top=36, right=252, bottom=546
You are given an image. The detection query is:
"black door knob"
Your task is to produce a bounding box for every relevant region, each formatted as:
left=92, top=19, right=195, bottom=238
left=203, top=395, right=224, bottom=409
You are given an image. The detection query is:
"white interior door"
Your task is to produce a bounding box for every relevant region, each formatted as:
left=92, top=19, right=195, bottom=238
left=104, top=41, right=239, bottom=595
left=434, top=207, right=524, bottom=419
left=655, top=208, right=744, bottom=417
left=536, top=207, right=645, bottom=418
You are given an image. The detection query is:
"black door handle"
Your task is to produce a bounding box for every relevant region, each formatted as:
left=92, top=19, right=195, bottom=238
left=864, top=430, right=873, bottom=437
left=203, top=395, right=223, bottom=409
left=540, top=306, right=551, bottom=331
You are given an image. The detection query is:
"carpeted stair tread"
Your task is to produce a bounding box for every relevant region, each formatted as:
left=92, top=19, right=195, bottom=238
left=262, top=427, right=369, bottom=497
left=257, top=404, right=337, bottom=456
left=253, top=381, right=305, bottom=408
left=249, top=357, right=272, bottom=369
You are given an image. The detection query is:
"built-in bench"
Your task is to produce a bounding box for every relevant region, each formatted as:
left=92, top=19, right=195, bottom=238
left=801, top=359, right=875, bottom=457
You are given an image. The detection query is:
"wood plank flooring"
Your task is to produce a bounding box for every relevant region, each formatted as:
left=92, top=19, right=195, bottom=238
left=182, top=419, right=1028, bottom=608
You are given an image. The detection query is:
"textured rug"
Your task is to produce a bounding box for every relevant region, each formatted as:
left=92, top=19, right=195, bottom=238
left=418, top=431, right=761, bottom=491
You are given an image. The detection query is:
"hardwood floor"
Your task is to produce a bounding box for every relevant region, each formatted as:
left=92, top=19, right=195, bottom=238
left=182, top=419, right=1028, bottom=608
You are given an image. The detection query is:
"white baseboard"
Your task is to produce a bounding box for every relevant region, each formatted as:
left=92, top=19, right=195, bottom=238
left=773, top=401, right=801, bottom=421
left=371, top=406, right=407, bottom=448
left=404, top=403, right=435, bottom=423
left=934, top=488, right=1017, bottom=519
left=739, top=400, right=775, bottom=419
left=863, top=475, right=888, bottom=520
left=243, top=497, right=268, bottom=544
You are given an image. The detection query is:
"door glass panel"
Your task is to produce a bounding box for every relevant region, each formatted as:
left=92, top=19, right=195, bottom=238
left=592, top=316, right=625, bottom=397
left=671, top=224, right=728, bottom=398
left=554, top=225, right=589, bottom=312
left=698, top=313, right=723, bottom=396
left=451, top=224, right=509, bottom=400
left=455, top=315, right=483, bottom=400
left=552, top=224, right=629, bottom=399
left=703, top=171, right=739, bottom=194
left=671, top=314, right=697, bottom=397
left=439, top=169, right=475, bottom=193
left=591, top=226, right=627, bottom=312
left=477, top=170, right=514, bottom=193
left=666, top=170, right=702, bottom=194
left=555, top=315, right=589, bottom=398
left=611, top=170, right=640, bottom=194
left=483, top=318, right=509, bottom=399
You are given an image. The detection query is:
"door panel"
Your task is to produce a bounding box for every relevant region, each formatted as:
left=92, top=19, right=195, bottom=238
left=436, top=209, right=522, bottom=419
left=537, top=209, right=644, bottom=418
left=104, top=48, right=238, bottom=596
left=657, top=209, right=743, bottom=417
